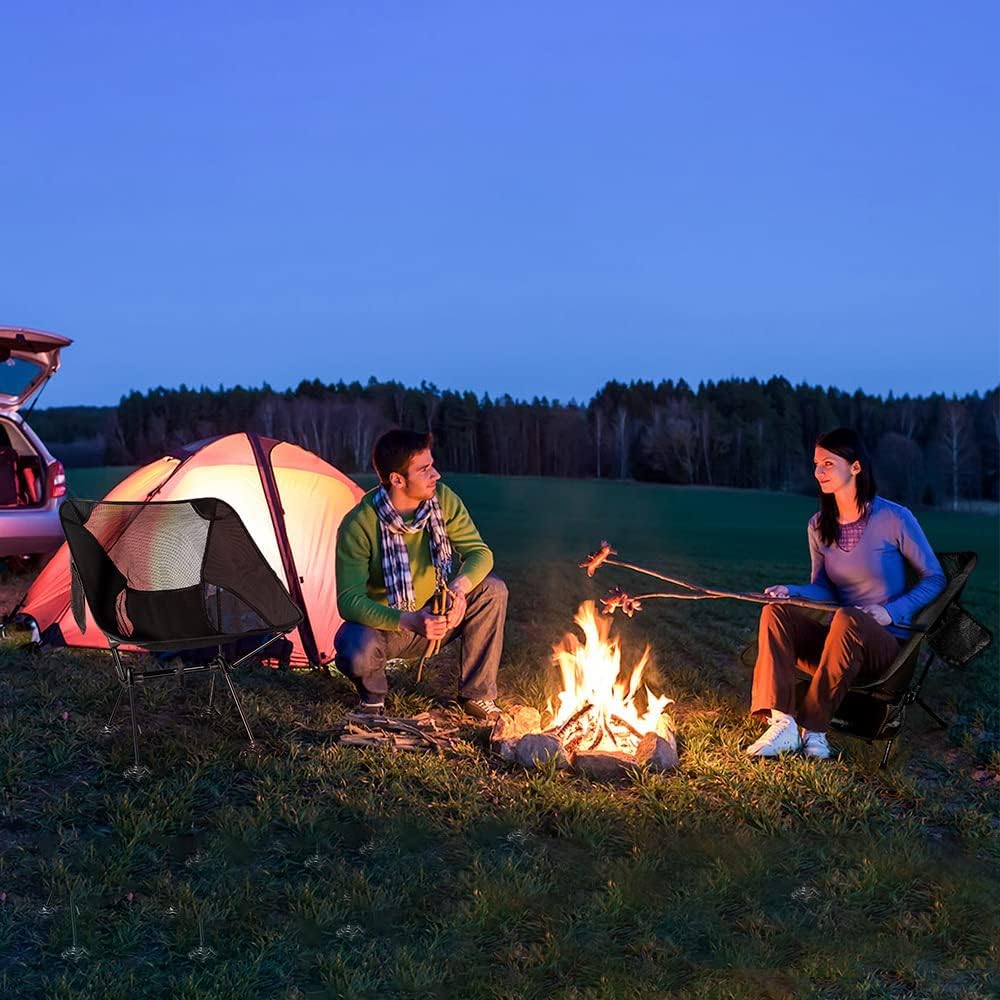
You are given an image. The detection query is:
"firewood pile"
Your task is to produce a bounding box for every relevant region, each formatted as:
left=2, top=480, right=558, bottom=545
left=332, top=712, right=461, bottom=753
left=490, top=702, right=678, bottom=780
left=549, top=700, right=646, bottom=756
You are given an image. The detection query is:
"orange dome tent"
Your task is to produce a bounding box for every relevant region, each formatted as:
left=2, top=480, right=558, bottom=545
left=16, top=433, right=364, bottom=667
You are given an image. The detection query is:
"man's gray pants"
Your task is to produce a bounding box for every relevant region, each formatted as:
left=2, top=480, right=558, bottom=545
left=333, top=574, right=507, bottom=702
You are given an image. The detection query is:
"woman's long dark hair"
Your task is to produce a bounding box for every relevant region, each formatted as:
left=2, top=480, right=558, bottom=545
left=815, top=428, right=878, bottom=546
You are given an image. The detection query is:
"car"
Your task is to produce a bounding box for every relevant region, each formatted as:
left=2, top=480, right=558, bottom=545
left=0, top=327, right=71, bottom=561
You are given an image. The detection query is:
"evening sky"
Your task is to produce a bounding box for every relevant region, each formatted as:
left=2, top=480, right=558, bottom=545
left=3, top=1, right=998, bottom=407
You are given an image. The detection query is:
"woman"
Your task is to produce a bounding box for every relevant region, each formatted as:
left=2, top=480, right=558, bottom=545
left=747, top=427, right=946, bottom=759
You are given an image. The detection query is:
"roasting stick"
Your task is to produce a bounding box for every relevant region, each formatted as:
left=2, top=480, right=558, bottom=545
left=581, top=542, right=840, bottom=613
left=582, top=541, right=927, bottom=630
left=416, top=584, right=452, bottom=683
left=601, top=558, right=839, bottom=611
left=622, top=588, right=841, bottom=612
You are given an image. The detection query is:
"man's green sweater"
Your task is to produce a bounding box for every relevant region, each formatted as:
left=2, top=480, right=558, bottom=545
left=336, top=483, right=494, bottom=631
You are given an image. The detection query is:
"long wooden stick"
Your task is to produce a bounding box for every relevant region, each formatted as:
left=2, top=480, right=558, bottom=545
left=431, top=586, right=450, bottom=657
left=415, top=585, right=450, bottom=682
left=602, top=557, right=780, bottom=601
left=595, top=550, right=927, bottom=630
left=630, top=590, right=841, bottom=612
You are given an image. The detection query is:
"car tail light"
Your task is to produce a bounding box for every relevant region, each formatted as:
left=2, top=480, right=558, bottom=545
left=49, top=460, right=67, bottom=499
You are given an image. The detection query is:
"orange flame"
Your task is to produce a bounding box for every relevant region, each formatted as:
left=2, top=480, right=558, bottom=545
left=546, top=601, right=672, bottom=751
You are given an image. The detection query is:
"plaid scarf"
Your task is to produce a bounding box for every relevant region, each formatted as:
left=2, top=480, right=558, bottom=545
left=372, top=486, right=454, bottom=611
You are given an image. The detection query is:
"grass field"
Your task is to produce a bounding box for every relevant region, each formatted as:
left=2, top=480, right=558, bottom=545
left=1, top=470, right=997, bottom=998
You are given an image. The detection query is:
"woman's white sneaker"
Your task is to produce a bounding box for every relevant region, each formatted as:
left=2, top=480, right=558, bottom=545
left=746, top=716, right=802, bottom=757
left=801, top=730, right=832, bottom=759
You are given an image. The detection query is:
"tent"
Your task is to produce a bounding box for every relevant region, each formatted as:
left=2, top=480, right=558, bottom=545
left=16, top=433, right=364, bottom=667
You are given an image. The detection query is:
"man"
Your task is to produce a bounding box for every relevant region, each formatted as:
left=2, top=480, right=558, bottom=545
left=334, top=429, right=507, bottom=720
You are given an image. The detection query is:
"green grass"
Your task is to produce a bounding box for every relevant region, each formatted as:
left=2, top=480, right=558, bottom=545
left=2, top=474, right=997, bottom=997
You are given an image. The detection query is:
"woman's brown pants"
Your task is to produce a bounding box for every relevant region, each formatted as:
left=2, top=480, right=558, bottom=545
left=751, top=604, right=900, bottom=732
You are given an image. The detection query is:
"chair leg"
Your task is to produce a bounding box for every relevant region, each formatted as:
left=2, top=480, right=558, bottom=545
left=207, top=673, right=216, bottom=711
left=123, top=666, right=151, bottom=780
left=915, top=696, right=948, bottom=731
left=217, top=661, right=257, bottom=749
left=101, top=686, right=125, bottom=735
left=879, top=737, right=895, bottom=770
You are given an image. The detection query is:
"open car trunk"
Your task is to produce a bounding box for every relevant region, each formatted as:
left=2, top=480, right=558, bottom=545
left=0, top=327, right=72, bottom=411
left=0, top=418, right=47, bottom=509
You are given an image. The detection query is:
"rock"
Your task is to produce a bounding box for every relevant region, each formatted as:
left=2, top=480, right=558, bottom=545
left=635, top=731, right=679, bottom=772
left=494, top=739, right=518, bottom=762
left=514, top=733, right=568, bottom=770
left=572, top=750, right=636, bottom=781
left=490, top=705, right=542, bottom=744
left=655, top=713, right=676, bottom=740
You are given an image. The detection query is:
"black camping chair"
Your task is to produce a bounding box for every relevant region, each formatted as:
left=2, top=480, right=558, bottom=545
left=830, top=551, right=990, bottom=766
left=60, top=497, right=303, bottom=778
left=741, top=552, right=992, bottom=768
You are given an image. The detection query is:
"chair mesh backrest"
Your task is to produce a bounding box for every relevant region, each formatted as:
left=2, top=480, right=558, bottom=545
left=61, top=497, right=302, bottom=647
left=863, top=551, right=981, bottom=696
left=83, top=502, right=210, bottom=590
left=924, top=552, right=991, bottom=667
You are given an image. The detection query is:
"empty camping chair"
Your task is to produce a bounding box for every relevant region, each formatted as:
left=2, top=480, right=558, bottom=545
left=60, top=497, right=303, bottom=778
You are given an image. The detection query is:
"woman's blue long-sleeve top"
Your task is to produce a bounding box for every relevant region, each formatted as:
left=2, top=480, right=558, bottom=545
left=786, top=496, right=947, bottom=640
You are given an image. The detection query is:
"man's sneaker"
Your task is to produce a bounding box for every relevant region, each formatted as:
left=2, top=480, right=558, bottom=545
left=460, top=697, right=501, bottom=721
left=802, top=730, right=833, bottom=759
left=746, top=715, right=802, bottom=757
left=353, top=699, right=385, bottom=717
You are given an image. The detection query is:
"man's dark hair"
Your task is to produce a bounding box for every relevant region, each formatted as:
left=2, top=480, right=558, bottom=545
left=372, top=430, right=433, bottom=485
left=814, top=427, right=878, bottom=546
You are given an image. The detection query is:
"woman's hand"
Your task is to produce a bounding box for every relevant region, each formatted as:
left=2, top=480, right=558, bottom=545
left=763, top=585, right=791, bottom=599
left=857, top=604, right=892, bottom=626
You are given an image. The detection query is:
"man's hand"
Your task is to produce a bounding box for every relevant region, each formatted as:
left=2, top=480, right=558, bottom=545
left=763, top=585, right=791, bottom=599
left=444, top=576, right=473, bottom=630
left=857, top=604, right=892, bottom=626
left=445, top=590, right=468, bottom=629
left=399, top=608, right=448, bottom=640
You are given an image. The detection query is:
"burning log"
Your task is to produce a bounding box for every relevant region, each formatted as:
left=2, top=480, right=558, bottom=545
left=492, top=602, right=679, bottom=780
left=610, top=713, right=644, bottom=741
left=550, top=702, right=594, bottom=741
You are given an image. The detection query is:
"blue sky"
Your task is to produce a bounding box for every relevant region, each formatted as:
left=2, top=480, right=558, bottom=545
left=3, top=1, right=998, bottom=408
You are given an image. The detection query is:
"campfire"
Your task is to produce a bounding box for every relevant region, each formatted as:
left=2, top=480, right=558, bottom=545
left=547, top=601, right=672, bottom=754
left=492, top=601, right=678, bottom=779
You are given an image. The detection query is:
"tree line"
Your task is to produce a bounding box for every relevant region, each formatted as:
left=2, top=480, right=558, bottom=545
left=35, top=377, right=999, bottom=508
